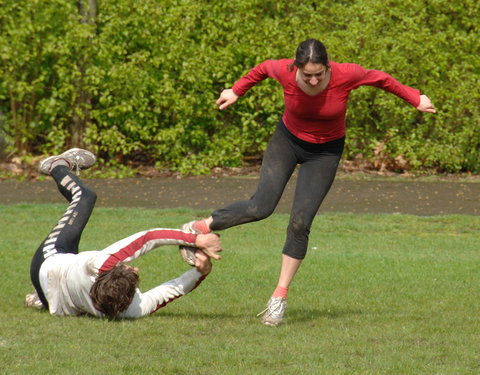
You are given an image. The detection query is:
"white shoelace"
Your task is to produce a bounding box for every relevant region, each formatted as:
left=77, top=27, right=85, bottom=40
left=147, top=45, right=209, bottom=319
left=256, top=297, right=286, bottom=318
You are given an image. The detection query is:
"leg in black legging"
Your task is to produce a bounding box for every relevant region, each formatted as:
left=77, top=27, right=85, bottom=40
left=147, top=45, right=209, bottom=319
left=283, top=146, right=343, bottom=260
left=30, top=165, right=97, bottom=307
left=210, top=126, right=298, bottom=230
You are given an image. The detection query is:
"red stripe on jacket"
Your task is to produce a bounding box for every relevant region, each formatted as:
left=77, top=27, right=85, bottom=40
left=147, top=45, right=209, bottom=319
left=98, top=229, right=197, bottom=273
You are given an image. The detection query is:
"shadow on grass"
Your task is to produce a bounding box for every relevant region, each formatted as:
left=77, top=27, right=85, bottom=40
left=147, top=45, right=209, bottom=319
left=149, top=307, right=363, bottom=324
left=27, top=304, right=363, bottom=324
left=151, top=311, right=247, bottom=320
left=287, top=307, right=363, bottom=323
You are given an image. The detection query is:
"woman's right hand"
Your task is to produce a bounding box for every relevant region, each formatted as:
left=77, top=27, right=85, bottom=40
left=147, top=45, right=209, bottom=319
left=195, top=233, right=222, bottom=260
left=216, top=89, right=239, bottom=110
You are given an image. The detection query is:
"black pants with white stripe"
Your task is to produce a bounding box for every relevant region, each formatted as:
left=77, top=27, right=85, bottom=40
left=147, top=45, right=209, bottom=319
left=30, top=166, right=97, bottom=308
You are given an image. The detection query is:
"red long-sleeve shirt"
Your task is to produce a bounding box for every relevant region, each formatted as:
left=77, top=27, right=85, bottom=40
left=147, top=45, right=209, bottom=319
left=232, top=59, right=421, bottom=144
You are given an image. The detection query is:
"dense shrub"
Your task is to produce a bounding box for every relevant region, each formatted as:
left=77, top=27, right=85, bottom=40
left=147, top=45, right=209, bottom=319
left=0, top=0, right=478, bottom=174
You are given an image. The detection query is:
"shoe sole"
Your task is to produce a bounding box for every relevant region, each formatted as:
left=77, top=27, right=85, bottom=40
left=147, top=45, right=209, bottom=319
left=179, top=246, right=197, bottom=266
left=261, top=317, right=283, bottom=326
left=39, top=156, right=70, bottom=175
left=179, top=221, right=199, bottom=266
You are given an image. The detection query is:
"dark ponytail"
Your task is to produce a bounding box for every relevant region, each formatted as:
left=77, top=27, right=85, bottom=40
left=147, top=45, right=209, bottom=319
left=288, top=39, right=329, bottom=71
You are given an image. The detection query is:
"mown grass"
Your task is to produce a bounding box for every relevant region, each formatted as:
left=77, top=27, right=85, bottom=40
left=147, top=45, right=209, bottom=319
left=1, top=204, right=479, bottom=374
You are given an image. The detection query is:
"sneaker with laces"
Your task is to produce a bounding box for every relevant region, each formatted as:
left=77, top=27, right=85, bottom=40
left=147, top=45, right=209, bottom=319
left=39, top=148, right=96, bottom=175
left=24, top=292, right=44, bottom=310
left=179, top=220, right=206, bottom=266
left=257, top=296, right=287, bottom=326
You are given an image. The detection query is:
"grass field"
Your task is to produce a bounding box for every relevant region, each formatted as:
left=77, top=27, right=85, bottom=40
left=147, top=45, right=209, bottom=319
left=1, top=204, right=479, bottom=374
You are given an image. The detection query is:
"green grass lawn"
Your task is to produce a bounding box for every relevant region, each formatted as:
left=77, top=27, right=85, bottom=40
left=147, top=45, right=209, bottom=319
left=1, top=204, right=479, bottom=374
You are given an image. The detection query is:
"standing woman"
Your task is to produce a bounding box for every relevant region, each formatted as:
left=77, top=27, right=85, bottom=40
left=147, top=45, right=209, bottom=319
left=186, top=38, right=435, bottom=326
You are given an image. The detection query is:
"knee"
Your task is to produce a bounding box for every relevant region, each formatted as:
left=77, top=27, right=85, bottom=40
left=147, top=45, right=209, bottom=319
left=246, top=203, right=274, bottom=221
left=282, top=216, right=311, bottom=259
left=287, top=215, right=310, bottom=237
left=246, top=192, right=279, bottom=221
left=81, top=186, right=97, bottom=205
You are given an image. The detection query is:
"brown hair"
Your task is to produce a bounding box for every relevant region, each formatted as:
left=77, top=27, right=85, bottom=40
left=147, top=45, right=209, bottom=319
left=288, top=38, right=330, bottom=72
left=89, top=263, right=139, bottom=319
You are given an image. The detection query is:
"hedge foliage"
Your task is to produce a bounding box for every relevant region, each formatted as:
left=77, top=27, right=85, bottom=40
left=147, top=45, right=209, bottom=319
left=1, top=0, right=479, bottom=174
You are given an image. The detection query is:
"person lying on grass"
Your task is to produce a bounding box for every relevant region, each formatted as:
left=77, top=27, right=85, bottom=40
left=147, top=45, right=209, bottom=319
left=26, top=148, right=222, bottom=319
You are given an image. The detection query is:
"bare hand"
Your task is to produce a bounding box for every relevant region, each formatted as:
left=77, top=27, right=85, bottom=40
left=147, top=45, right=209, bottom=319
left=195, top=233, right=222, bottom=260
left=194, top=250, right=212, bottom=275
left=416, top=94, right=436, bottom=113
left=216, top=89, right=239, bottom=110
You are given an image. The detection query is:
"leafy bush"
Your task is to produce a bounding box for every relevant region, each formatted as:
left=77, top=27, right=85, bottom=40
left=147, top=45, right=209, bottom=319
left=0, top=0, right=478, bottom=174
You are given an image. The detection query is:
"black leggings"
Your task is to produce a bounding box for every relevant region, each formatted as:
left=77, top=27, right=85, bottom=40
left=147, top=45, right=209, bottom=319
left=29, top=166, right=97, bottom=308
left=210, top=120, right=344, bottom=259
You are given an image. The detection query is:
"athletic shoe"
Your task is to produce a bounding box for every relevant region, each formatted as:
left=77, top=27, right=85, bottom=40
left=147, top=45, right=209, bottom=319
left=179, top=221, right=200, bottom=266
left=24, top=292, right=44, bottom=310
left=39, top=148, right=96, bottom=175
left=257, top=296, right=287, bottom=326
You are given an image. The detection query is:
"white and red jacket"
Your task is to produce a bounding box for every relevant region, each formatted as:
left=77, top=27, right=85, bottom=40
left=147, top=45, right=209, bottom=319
left=39, top=228, right=205, bottom=318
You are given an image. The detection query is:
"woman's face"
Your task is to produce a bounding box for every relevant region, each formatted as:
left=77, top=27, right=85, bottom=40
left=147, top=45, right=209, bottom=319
left=298, top=62, right=329, bottom=87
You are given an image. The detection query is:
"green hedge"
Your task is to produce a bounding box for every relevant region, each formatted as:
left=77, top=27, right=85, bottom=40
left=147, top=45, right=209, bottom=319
left=1, top=0, right=478, bottom=174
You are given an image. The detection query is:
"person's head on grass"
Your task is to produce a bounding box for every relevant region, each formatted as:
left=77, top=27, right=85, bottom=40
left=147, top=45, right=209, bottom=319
left=89, top=263, right=139, bottom=319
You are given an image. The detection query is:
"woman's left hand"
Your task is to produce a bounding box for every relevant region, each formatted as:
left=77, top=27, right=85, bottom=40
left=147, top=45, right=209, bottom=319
left=195, top=233, right=222, bottom=260
left=416, top=95, right=436, bottom=113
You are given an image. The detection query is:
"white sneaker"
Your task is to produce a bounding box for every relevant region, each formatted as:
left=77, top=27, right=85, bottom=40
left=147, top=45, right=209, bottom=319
left=24, top=292, right=44, bottom=309
left=39, top=148, right=96, bottom=175
left=179, top=221, right=200, bottom=266
left=257, top=296, right=287, bottom=326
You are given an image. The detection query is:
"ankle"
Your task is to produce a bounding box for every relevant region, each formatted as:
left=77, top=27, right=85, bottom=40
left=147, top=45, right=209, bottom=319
left=50, top=158, right=71, bottom=172
left=272, top=286, right=288, bottom=299
left=193, top=219, right=210, bottom=234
